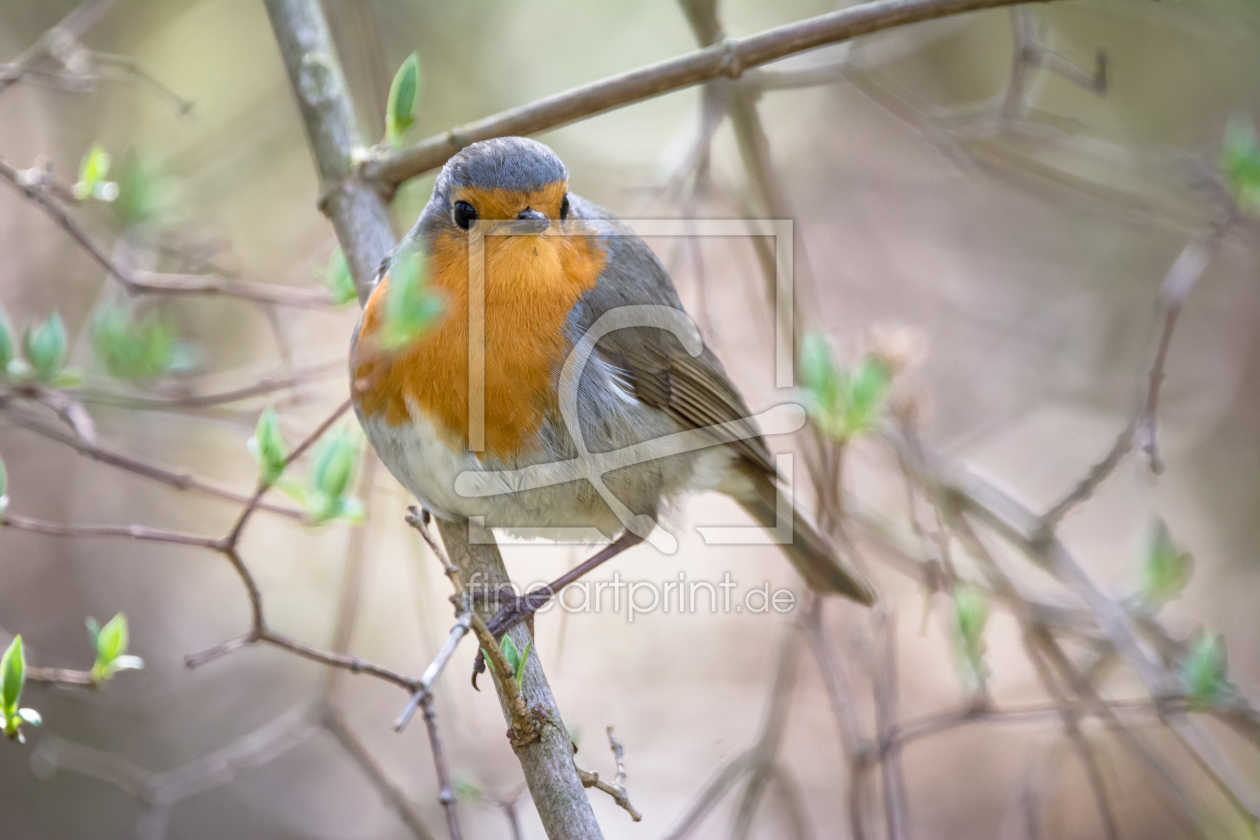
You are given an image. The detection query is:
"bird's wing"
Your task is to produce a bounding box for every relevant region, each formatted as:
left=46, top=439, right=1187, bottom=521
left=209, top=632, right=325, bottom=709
left=567, top=195, right=777, bottom=477
left=597, top=340, right=778, bottom=477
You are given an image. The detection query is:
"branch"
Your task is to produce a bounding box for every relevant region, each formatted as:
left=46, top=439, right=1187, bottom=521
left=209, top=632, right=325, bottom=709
left=0, top=511, right=221, bottom=549
left=0, top=160, right=329, bottom=308
left=434, top=518, right=605, bottom=840
left=2, top=406, right=304, bottom=521
left=1040, top=220, right=1233, bottom=529
left=262, top=3, right=605, bottom=837
left=576, top=727, right=642, bottom=822
left=25, top=666, right=95, bottom=687
left=0, top=0, right=117, bottom=97
left=69, top=359, right=344, bottom=413
left=363, top=0, right=1061, bottom=188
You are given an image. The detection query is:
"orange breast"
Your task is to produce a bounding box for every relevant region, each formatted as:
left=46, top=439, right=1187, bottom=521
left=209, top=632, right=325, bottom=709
left=354, top=220, right=606, bottom=460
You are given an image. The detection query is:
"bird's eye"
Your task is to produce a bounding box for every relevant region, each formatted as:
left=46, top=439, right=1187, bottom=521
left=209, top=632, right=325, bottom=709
left=559, top=194, right=570, bottom=221
left=453, top=200, right=478, bottom=230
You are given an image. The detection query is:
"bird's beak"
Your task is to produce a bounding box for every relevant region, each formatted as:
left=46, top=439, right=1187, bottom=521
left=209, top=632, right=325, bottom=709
left=514, top=207, right=549, bottom=235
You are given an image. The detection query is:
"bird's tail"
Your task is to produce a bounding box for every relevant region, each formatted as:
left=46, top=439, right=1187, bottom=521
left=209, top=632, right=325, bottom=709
left=734, top=470, right=876, bottom=606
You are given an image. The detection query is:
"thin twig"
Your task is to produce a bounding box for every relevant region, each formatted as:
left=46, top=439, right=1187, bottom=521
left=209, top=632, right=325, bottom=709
left=576, top=728, right=643, bottom=822
left=0, top=159, right=330, bottom=309
left=1040, top=220, right=1233, bottom=530
left=873, top=610, right=909, bottom=840
left=2, top=407, right=304, bottom=521
left=321, top=709, right=437, bottom=840
left=1, top=511, right=221, bottom=549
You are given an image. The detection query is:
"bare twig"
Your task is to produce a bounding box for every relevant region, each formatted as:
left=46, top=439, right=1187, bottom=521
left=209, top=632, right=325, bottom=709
left=1040, top=220, right=1233, bottom=530
left=1, top=510, right=222, bottom=549
left=2, top=407, right=304, bottom=521
left=576, top=728, right=643, bottom=822
left=662, top=751, right=754, bottom=840
left=321, top=710, right=436, bottom=840
left=0, top=0, right=117, bottom=97
left=364, top=0, right=1061, bottom=188
left=873, top=610, right=909, bottom=840
left=731, top=619, right=805, bottom=840
left=25, top=666, right=95, bottom=687
left=0, top=159, right=330, bottom=309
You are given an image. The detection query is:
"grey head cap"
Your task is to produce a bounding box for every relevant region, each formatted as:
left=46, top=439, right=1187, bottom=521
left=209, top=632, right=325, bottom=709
left=404, top=137, right=570, bottom=250
left=436, top=137, right=568, bottom=197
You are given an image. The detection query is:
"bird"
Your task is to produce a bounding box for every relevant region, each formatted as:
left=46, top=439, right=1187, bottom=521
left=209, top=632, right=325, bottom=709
left=350, top=136, right=874, bottom=628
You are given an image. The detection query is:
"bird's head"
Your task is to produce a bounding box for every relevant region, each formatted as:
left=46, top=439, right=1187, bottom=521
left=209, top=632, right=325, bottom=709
left=420, top=137, right=572, bottom=238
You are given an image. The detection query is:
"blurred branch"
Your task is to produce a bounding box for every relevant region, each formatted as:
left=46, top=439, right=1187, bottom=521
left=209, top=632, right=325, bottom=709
left=1, top=511, right=221, bottom=549
left=896, top=431, right=1260, bottom=831
left=2, top=405, right=305, bottom=521
left=69, top=358, right=344, bottom=413
left=0, top=0, right=192, bottom=115
left=128, top=271, right=333, bottom=307
left=1040, top=218, right=1234, bottom=529
left=0, top=158, right=333, bottom=308
left=321, top=710, right=437, bottom=840
left=0, top=0, right=116, bottom=97
left=32, top=704, right=317, bottom=839
left=25, top=666, right=95, bottom=688
left=873, top=610, right=909, bottom=840
left=363, top=0, right=1061, bottom=189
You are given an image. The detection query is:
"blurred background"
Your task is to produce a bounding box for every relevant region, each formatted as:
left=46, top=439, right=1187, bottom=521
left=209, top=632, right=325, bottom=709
left=1, top=0, right=1260, bottom=838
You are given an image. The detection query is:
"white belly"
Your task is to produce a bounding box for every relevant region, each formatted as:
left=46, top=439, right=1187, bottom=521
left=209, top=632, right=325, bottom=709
left=355, top=398, right=746, bottom=541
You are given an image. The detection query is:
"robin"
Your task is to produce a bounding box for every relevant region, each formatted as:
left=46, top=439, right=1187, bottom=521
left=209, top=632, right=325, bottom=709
left=351, top=136, right=874, bottom=629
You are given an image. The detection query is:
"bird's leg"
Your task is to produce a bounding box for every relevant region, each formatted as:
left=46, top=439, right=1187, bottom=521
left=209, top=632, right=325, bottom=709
left=471, top=530, right=644, bottom=688
left=488, top=530, right=645, bottom=637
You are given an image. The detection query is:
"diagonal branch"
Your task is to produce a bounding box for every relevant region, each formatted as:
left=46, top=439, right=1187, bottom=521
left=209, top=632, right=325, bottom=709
left=364, top=0, right=1061, bottom=189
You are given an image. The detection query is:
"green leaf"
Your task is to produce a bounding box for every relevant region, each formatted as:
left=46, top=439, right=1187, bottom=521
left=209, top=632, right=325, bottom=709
left=379, top=249, right=443, bottom=351
left=311, top=425, right=356, bottom=501
left=85, top=616, right=100, bottom=648
left=480, top=648, right=496, bottom=674
left=1180, top=630, right=1230, bottom=711
left=385, top=53, right=420, bottom=147
left=952, top=584, right=990, bottom=693
left=500, top=635, right=520, bottom=675
left=0, top=303, right=13, bottom=373
left=113, top=151, right=176, bottom=230
left=452, top=774, right=483, bottom=803
left=95, top=613, right=128, bottom=665
left=21, top=313, right=67, bottom=383
left=1, top=636, right=26, bottom=718
left=16, top=708, right=40, bottom=727
left=324, top=248, right=356, bottom=306
left=842, top=355, right=892, bottom=437
left=247, top=407, right=288, bottom=485
left=89, top=613, right=142, bottom=682
left=90, top=303, right=178, bottom=381
left=798, top=335, right=892, bottom=441
left=74, top=143, right=116, bottom=202
left=514, top=640, right=531, bottom=687
left=1221, top=117, right=1260, bottom=214
left=799, top=333, right=840, bottom=416
left=1138, top=518, right=1193, bottom=608
left=303, top=423, right=362, bottom=525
